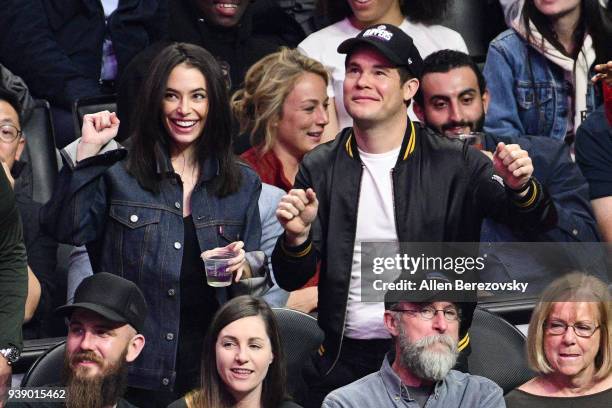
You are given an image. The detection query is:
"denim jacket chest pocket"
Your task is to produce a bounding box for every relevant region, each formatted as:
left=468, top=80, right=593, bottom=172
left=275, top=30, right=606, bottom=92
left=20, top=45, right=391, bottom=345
left=194, top=215, right=245, bottom=248
left=108, top=203, right=163, bottom=278
left=515, top=80, right=555, bottom=135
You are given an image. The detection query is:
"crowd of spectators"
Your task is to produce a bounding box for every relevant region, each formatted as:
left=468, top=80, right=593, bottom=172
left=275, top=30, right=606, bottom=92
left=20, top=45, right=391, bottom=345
left=0, top=0, right=611, bottom=407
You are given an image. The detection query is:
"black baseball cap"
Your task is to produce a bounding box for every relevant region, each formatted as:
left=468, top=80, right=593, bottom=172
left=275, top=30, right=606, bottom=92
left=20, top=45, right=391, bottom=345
left=338, top=24, right=423, bottom=77
left=56, top=272, right=148, bottom=333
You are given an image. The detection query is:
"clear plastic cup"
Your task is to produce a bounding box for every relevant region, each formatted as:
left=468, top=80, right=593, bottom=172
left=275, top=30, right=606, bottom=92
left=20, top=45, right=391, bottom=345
left=456, top=132, right=484, bottom=150
left=202, top=248, right=236, bottom=287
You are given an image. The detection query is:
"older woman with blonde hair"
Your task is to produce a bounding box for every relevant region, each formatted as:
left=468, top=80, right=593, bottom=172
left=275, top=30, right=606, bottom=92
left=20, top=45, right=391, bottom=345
left=232, top=48, right=329, bottom=192
left=505, top=272, right=612, bottom=407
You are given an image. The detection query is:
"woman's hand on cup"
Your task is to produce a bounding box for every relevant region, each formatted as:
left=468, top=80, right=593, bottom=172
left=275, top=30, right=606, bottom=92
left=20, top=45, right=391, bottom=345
left=77, top=111, right=120, bottom=162
left=223, top=241, right=246, bottom=282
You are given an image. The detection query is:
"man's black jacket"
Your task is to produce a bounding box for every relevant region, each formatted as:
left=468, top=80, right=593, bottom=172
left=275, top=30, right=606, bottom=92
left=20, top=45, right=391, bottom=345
left=272, top=121, right=557, bottom=375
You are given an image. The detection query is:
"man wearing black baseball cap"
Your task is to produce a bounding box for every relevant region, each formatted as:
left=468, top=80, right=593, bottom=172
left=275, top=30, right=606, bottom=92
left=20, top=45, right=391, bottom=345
left=272, top=24, right=554, bottom=408
left=10, top=273, right=148, bottom=408
left=321, top=275, right=503, bottom=407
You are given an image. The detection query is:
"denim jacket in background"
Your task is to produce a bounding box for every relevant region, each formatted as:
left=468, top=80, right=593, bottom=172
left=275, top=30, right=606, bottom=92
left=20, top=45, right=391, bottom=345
left=483, top=29, right=598, bottom=141
left=40, top=141, right=262, bottom=391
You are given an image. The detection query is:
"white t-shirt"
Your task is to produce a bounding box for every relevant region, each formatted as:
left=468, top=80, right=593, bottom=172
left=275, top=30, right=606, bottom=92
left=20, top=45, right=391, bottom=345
left=344, top=146, right=401, bottom=339
left=100, top=0, right=119, bottom=17
left=299, top=18, right=468, bottom=131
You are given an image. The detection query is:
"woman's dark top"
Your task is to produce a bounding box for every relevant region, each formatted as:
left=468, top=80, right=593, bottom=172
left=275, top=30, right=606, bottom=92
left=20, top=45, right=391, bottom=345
left=174, top=215, right=219, bottom=396
left=505, top=386, right=612, bottom=408
left=167, top=397, right=303, bottom=408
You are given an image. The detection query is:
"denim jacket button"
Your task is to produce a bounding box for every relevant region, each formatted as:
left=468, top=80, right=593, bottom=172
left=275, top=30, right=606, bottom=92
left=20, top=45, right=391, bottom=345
left=130, top=214, right=139, bottom=223
left=166, top=333, right=174, bottom=341
left=174, top=242, right=182, bottom=250
left=174, top=202, right=181, bottom=209
left=161, top=378, right=169, bottom=386
left=167, top=288, right=176, bottom=296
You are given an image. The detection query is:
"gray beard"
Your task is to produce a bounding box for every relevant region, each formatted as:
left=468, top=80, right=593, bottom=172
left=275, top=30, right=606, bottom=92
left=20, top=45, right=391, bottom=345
left=398, top=329, right=459, bottom=382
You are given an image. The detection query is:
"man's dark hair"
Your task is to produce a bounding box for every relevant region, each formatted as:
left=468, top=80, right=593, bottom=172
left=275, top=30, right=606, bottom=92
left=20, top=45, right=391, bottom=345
left=320, top=0, right=452, bottom=24
left=0, top=87, right=23, bottom=126
left=397, top=66, right=413, bottom=86
left=414, top=50, right=486, bottom=107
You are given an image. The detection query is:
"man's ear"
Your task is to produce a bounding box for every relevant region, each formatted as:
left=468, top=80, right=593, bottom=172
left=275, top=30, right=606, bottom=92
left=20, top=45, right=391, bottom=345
left=482, top=89, right=490, bottom=115
left=15, top=137, right=25, bottom=162
left=125, top=334, right=146, bottom=363
left=384, top=311, right=401, bottom=337
left=402, top=78, right=419, bottom=103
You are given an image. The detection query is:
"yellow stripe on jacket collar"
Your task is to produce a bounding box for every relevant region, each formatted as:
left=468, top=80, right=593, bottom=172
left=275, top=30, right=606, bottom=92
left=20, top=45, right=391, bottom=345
left=345, top=121, right=416, bottom=160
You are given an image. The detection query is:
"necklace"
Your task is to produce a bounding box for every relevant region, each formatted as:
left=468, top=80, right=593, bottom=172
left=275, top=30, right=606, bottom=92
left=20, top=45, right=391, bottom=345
left=171, top=154, right=198, bottom=186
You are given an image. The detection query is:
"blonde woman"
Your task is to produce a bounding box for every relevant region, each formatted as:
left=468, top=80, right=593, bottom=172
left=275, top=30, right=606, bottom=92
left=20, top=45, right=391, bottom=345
left=506, top=272, right=612, bottom=407
left=233, top=48, right=329, bottom=192
left=232, top=48, right=329, bottom=313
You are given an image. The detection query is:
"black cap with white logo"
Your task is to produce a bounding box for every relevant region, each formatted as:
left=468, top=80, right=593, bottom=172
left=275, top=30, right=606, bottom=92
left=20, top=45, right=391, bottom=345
left=338, top=24, right=423, bottom=77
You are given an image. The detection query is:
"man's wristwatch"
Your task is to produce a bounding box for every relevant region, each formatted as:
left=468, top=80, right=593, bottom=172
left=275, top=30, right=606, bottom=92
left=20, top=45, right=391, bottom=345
left=0, top=346, right=20, bottom=365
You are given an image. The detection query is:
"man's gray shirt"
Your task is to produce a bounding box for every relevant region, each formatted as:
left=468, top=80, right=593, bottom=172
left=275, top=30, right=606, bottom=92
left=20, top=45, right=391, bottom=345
left=321, top=354, right=505, bottom=408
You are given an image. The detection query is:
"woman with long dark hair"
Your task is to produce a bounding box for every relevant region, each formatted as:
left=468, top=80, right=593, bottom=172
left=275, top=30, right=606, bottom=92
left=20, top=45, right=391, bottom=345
left=41, top=43, right=262, bottom=406
left=484, top=0, right=612, bottom=142
left=169, top=295, right=300, bottom=408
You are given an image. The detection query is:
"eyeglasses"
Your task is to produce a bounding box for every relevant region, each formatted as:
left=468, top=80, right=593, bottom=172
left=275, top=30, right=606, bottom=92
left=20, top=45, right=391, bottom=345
left=0, top=124, right=22, bottom=143
left=544, top=320, right=600, bottom=338
left=393, top=306, right=461, bottom=322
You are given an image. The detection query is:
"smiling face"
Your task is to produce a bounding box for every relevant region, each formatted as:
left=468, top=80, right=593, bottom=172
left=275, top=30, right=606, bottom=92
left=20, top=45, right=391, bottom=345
left=415, top=66, right=488, bottom=137
left=274, top=72, right=329, bottom=159
left=162, top=63, right=209, bottom=152
left=543, top=302, right=601, bottom=381
left=215, top=315, right=274, bottom=403
left=533, top=0, right=581, bottom=19
left=65, top=309, right=142, bottom=379
left=198, top=0, right=250, bottom=27
left=347, top=0, right=402, bottom=27
left=343, top=46, right=416, bottom=127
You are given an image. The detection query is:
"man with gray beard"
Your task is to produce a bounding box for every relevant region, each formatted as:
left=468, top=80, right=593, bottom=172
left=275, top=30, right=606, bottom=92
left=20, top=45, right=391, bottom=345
left=322, top=277, right=504, bottom=408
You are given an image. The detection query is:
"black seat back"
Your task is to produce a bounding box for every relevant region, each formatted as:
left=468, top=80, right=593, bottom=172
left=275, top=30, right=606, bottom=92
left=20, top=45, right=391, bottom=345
left=441, top=0, right=507, bottom=63
left=20, top=340, right=65, bottom=387
left=20, top=99, right=58, bottom=204
left=272, top=308, right=323, bottom=399
left=72, top=94, right=117, bottom=138
left=468, top=307, right=534, bottom=393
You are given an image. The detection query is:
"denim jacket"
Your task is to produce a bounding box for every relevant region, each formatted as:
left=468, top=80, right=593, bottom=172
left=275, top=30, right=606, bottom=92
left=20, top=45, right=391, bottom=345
left=483, top=29, right=598, bottom=141
left=41, top=141, right=261, bottom=391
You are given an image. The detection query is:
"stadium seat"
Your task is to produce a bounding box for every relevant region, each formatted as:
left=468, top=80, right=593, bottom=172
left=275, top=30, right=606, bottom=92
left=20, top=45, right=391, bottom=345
left=272, top=308, right=323, bottom=399
left=72, top=94, right=117, bottom=138
left=468, top=307, right=534, bottom=394
left=20, top=99, right=58, bottom=204
left=441, top=0, right=507, bottom=63
left=20, top=340, right=65, bottom=387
